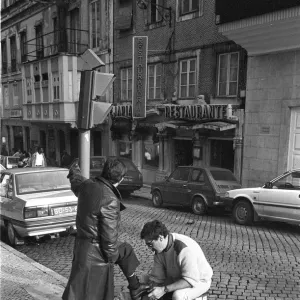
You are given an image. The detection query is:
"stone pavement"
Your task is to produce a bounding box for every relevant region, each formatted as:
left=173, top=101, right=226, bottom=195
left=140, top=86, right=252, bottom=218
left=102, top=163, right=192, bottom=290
left=0, top=240, right=67, bottom=300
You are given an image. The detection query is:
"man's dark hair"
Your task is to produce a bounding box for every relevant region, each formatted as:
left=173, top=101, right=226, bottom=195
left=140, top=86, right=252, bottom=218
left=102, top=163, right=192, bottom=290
left=140, top=220, right=169, bottom=240
left=101, top=158, right=127, bottom=184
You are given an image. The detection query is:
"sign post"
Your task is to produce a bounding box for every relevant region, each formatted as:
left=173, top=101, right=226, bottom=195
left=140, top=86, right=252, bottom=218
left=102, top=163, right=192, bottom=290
left=132, top=36, right=148, bottom=119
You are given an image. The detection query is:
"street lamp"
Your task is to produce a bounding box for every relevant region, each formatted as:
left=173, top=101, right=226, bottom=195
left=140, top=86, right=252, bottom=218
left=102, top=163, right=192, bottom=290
left=136, top=0, right=173, bottom=27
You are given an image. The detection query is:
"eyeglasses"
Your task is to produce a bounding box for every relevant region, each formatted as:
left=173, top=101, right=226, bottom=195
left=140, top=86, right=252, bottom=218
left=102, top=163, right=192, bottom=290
left=145, top=240, right=154, bottom=248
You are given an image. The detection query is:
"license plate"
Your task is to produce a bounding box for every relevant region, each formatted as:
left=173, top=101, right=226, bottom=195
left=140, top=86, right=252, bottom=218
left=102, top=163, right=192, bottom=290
left=51, top=206, right=77, bottom=216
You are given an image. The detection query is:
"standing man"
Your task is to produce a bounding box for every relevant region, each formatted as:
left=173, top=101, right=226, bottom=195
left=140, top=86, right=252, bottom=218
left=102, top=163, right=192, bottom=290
left=63, top=158, right=150, bottom=300
left=140, top=220, right=213, bottom=300
left=31, top=147, right=47, bottom=167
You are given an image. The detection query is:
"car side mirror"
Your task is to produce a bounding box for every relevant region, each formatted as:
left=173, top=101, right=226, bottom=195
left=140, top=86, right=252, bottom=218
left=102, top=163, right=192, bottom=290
left=264, top=181, right=273, bottom=189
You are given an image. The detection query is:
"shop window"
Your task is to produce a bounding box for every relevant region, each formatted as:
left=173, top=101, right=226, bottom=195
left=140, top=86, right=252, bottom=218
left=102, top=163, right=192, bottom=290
left=121, top=68, right=132, bottom=101
left=148, top=63, right=162, bottom=100
left=169, top=167, right=190, bottom=182
left=143, top=139, right=159, bottom=168
left=119, top=141, right=132, bottom=160
left=217, top=52, right=239, bottom=97
left=179, top=58, right=196, bottom=98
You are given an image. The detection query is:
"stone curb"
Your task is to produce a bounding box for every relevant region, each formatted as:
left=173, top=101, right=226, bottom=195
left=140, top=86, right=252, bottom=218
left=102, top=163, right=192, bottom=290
left=0, top=241, right=68, bottom=285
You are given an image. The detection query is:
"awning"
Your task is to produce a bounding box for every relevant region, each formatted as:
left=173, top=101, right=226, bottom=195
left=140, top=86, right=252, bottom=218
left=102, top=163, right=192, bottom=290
left=192, top=121, right=236, bottom=131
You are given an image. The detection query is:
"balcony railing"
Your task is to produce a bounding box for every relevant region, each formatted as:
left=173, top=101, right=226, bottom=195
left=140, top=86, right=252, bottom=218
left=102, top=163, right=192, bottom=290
left=25, top=28, right=89, bottom=60
left=215, top=0, right=300, bottom=24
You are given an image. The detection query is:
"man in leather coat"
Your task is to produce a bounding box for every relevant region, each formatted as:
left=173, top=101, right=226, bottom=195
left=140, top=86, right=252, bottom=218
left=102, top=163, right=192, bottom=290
left=62, top=158, right=149, bottom=300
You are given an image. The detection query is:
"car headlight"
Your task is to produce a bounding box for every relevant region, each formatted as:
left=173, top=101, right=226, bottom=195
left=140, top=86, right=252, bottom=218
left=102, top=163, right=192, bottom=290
left=225, top=192, right=229, bottom=198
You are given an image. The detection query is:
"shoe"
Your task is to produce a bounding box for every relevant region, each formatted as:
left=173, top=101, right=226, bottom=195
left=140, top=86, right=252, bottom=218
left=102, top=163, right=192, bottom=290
left=130, top=284, right=151, bottom=300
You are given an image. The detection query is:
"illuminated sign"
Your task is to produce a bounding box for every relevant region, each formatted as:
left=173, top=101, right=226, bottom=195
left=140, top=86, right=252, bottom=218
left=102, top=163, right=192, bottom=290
left=132, top=36, right=148, bottom=118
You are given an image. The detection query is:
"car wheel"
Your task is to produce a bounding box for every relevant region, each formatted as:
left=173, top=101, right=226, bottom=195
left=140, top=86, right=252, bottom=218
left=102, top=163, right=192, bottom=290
left=6, top=222, right=19, bottom=247
left=192, top=197, right=206, bottom=215
left=152, top=190, right=163, bottom=207
left=233, top=200, right=253, bottom=225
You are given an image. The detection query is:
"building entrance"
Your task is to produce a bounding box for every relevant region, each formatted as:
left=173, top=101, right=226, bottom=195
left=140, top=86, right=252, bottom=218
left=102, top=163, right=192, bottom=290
left=210, top=139, right=234, bottom=171
left=174, top=139, right=193, bottom=167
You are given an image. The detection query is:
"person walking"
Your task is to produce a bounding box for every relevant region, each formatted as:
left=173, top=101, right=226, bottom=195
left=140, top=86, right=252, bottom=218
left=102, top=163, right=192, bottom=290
left=62, top=158, right=149, bottom=300
left=140, top=220, right=213, bottom=300
left=31, top=147, right=47, bottom=167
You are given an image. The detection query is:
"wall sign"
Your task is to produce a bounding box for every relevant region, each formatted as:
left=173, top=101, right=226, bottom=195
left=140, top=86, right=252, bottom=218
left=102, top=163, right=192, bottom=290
left=132, top=36, right=148, bottom=119
left=10, top=109, right=22, bottom=118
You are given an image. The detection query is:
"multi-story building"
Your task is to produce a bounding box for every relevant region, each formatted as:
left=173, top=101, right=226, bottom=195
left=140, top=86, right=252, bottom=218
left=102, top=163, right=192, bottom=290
left=216, top=0, right=300, bottom=187
left=111, top=0, right=247, bottom=184
left=1, top=0, right=113, bottom=165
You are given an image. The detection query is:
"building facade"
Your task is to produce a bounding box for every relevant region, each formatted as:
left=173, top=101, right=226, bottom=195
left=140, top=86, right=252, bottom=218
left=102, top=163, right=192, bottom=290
left=216, top=0, right=300, bottom=187
left=1, top=0, right=114, bottom=165
left=111, top=0, right=247, bottom=184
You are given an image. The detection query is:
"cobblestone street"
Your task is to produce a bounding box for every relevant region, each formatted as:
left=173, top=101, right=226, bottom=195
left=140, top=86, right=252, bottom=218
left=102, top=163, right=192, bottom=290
left=16, top=197, right=300, bottom=300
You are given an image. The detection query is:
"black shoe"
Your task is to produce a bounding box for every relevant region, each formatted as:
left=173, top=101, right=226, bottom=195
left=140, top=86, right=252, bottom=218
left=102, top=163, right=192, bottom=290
left=130, top=284, right=151, bottom=300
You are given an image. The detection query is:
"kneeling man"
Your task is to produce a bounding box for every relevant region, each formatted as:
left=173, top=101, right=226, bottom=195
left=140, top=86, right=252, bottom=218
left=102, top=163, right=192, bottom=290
left=140, top=220, right=213, bottom=300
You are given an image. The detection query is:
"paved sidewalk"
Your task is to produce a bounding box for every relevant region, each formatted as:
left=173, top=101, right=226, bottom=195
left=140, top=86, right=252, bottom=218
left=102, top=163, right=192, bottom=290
left=0, top=241, right=67, bottom=300
left=131, top=184, right=151, bottom=200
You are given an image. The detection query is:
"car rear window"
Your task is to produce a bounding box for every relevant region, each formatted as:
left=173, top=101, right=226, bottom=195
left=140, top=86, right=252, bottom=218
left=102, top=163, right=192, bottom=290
left=210, top=170, right=237, bottom=181
left=16, top=170, right=71, bottom=194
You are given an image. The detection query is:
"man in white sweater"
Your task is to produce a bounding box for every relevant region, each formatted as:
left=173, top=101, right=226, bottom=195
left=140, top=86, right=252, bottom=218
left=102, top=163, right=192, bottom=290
left=140, top=220, right=213, bottom=300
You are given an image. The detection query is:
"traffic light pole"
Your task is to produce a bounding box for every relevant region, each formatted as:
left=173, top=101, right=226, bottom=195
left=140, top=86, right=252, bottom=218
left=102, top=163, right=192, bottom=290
left=79, top=129, right=90, bottom=179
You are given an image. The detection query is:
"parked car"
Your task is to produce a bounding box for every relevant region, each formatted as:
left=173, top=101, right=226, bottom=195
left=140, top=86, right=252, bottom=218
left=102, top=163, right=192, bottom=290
left=224, top=169, right=300, bottom=226
left=0, top=167, right=77, bottom=246
left=70, top=156, right=143, bottom=196
left=0, top=155, right=19, bottom=169
left=151, top=166, right=241, bottom=215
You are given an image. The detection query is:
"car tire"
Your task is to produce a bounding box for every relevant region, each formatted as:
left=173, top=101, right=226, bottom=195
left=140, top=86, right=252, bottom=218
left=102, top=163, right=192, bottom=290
left=152, top=190, right=163, bottom=207
left=192, top=197, right=206, bottom=215
left=6, top=222, right=19, bottom=247
left=233, top=200, right=253, bottom=225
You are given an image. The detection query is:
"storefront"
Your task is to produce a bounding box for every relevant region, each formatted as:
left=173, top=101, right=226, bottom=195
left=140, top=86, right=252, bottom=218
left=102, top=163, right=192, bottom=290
left=110, top=104, right=244, bottom=184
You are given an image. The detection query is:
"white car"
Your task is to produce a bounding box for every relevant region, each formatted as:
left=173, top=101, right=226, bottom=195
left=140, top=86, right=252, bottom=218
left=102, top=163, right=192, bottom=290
left=224, top=169, right=300, bottom=226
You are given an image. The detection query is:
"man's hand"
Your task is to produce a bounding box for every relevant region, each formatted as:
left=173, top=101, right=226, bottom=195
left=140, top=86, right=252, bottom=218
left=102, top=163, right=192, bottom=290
left=148, top=286, right=165, bottom=300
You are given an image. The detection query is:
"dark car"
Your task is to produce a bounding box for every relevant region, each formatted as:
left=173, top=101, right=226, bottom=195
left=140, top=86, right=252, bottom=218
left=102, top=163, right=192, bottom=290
left=71, top=156, right=143, bottom=196
left=151, top=166, right=241, bottom=215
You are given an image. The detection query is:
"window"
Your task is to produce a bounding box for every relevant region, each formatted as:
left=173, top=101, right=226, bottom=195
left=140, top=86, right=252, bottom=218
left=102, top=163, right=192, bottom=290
left=181, top=0, right=199, bottom=15
left=150, top=0, right=163, bottom=23
left=52, top=72, right=60, bottom=101
left=3, top=85, right=9, bottom=107
left=179, top=58, right=196, bottom=98
left=35, top=24, right=44, bottom=59
left=26, top=78, right=32, bottom=102
left=217, top=52, right=239, bottom=96
left=1, top=40, right=7, bottom=74
left=10, top=36, right=16, bottom=72
left=20, top=31, right=27, bottom=62
left=119, top=141, right=132, bottom=160
left=121, top=68, right=132, bottom=101
left=70, top=8, right=80, bottom=53
left=90, top=0, right=104, bottom=49
left=52, top=17, right=58, bottom=54
left=170, top=167, right=190, bottom=182
left=272, top=172, right=300, bottom=190
left=143, top=138, right=159, bottom=168
left=13, top=83, right=19, bottom=106
left=148, top=63, right=162, bottom=100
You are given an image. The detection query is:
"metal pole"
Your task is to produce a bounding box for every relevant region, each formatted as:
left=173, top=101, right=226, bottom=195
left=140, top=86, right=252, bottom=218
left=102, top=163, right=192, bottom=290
left=79, top=129, right=90, bottom=179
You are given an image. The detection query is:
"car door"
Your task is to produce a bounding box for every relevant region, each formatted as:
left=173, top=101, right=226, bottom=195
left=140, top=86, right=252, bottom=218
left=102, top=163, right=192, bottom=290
left=259, top=171, right=300, bottom=222
left=188, top=169, right=215, bottom=206
left=164, top=167, right=190, bottom=206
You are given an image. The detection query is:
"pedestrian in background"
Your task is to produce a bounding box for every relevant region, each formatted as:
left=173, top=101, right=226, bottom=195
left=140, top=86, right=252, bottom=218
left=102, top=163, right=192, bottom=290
left=31, top=147, right=47, bottom=167
left=140, top=220, right=213, bottom=300
left=13, top=148, right=22, bottom=158
left=63, top=158, right=150, bottom=300
left=1, top=144, right=8, bottom=156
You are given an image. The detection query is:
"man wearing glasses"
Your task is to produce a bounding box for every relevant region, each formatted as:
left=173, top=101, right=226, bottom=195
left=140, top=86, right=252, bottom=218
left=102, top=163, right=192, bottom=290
left=140, top=220, right=213, bottom=300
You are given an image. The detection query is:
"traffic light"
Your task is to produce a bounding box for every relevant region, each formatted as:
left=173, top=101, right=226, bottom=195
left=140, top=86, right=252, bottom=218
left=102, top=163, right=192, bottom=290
left=77, top=70, right=115, bottom=130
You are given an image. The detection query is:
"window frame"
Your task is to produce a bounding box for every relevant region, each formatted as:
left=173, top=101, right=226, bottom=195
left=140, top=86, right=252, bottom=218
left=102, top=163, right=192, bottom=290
left=217, top=52, right=239, bottom=97
left=1, top=39, right=8, bottom=74
left=147, top=63, right=162, bottom=100
left=10, top=35, right=17, bottom=72
left=20, top=31, right=27, bottom=62
left=180, top=0, right=199, bottom=15
left=90, top=0, right=101, bottom=49
left=179, top=58, right=197, bottom=99
left=120, top=67, right=132, bottom=101
left=35, top=24, right=44, bottom=59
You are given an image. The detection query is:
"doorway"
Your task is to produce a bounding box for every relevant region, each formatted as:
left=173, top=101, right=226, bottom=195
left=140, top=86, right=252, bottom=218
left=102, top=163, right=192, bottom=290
left=174, top=139, right=193, bottom=167
left=210, top=139, right=234, bottom=171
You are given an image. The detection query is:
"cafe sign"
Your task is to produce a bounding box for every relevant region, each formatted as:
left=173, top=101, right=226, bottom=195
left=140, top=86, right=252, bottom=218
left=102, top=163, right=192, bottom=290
left=132, top=36, right=148, bottom=119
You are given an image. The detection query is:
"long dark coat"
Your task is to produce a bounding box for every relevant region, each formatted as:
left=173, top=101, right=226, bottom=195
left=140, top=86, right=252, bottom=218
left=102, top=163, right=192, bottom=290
left=62, top=175, right=125, bottom=300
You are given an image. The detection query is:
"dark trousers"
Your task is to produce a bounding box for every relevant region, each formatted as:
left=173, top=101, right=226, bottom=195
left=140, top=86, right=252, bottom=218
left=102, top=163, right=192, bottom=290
left=115, top=241, right=140, bottom=277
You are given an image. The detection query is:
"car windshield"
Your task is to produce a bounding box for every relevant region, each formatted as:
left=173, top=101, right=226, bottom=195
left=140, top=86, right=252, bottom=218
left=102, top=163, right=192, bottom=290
left=16, top=170, right=71, bottom=194
left=210, top=170, right=237, bottom=181
left=7, top=157, right=19, bottom=165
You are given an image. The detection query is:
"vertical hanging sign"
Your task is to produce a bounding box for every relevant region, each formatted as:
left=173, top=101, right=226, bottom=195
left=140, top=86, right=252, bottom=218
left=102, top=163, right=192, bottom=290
left=132, top=36, right=148, bottom=118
